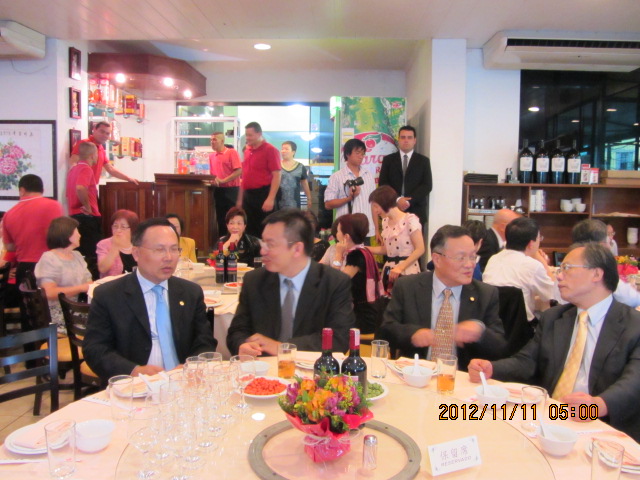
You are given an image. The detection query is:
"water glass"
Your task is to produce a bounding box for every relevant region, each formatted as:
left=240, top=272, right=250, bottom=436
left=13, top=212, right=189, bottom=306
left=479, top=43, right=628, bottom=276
left=436, top=354, right=457, bottom=395
left=591, top=439, right=624, bottom=480
left=108, top=374, right=134, bottom=421
left=45, top=420, right=76, bottom=479
left=230, top=355, right=255, bottom=413
left=371, top=340, right=389, bottom=379
left=520, top=386, right=547, bottom=437
left=278, top=343, right=296, bottom=379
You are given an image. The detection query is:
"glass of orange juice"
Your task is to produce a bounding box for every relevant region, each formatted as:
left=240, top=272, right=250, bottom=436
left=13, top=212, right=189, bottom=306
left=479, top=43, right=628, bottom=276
left=278, top=343, right=297, bottom=379
left=436, top=354, right=457, bottom=395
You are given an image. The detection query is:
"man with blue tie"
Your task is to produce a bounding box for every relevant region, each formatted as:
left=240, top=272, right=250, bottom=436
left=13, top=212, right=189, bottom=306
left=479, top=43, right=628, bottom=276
left=84, top=218, right=216, bottom=381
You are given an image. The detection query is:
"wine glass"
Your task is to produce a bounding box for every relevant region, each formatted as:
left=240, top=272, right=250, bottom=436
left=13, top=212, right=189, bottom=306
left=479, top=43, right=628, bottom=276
left=230, top=355, right=255, bottom=414
left=127, top=405, right=161, bottom=478
left=211, top=363, right=236, bottom=425
left=183, top=357, right=205, bottom=390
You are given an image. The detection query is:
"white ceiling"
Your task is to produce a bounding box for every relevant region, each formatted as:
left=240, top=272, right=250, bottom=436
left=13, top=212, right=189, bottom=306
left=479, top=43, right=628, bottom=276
left=1, top=0, right=640, bottom=70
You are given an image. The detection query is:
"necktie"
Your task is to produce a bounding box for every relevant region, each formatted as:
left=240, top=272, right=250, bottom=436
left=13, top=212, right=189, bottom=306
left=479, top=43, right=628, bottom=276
left=401, top=154, right=409, bottom=196
left=152, top=285, right=179, bottom=371
left=552, top=311, right=589, bottom=400
left=431, top=289, right=454, bottom=360
left=280, top=279, right=295, bottom=341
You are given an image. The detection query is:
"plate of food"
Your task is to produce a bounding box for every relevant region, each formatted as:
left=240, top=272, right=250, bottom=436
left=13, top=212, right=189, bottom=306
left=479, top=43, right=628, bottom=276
left=224, top=282, right=243, bottom=291
left=366, top=382, right=389, bottom=402
left=243, top=376, right=289, bottom=399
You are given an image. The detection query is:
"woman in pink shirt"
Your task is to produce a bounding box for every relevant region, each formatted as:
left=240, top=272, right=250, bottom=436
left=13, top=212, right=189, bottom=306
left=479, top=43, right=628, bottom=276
left=96, top=210, right=139, bottom=278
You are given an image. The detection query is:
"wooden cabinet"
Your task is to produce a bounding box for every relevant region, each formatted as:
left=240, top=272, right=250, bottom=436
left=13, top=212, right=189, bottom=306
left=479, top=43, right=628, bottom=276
left=99, top=182, right=154, bottom=235
left=462, top=183, right=640, bottom=255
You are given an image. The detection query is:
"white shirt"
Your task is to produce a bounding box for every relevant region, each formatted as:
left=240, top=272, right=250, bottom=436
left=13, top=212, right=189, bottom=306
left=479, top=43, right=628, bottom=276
left=136, top=270, right=171, bottom=369
left=278, top=258, right=312, bottom=315
left=324, top=166, right=376, bottom=237
left=483, top=249, right=556, bottom=321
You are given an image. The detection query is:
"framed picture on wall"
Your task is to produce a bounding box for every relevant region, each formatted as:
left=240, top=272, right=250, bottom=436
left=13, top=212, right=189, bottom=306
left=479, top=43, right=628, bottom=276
left=69, top=47, right=81, bottom=80
left=0, top=120, right=58, bottom=200
left=69, top=88, right=81, bottom=119
left=69, top=129, right=81, bottom=156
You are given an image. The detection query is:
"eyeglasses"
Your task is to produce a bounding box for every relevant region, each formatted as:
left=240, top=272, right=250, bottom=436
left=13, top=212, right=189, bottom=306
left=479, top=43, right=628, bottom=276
left=139, top=246, right=182, bottom=256
left=433, top=251, right=478, bottom=264
left=555, top=263, right=593, bottom=275
left=258, top=239, right=297, bottom=251
left=112, top=224, right=130, bottom=230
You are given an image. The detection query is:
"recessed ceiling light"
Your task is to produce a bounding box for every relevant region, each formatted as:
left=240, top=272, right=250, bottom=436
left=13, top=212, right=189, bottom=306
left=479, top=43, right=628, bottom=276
left=311, top=147, right=322, bottom=154
left=163, top=77, right=174, bottom=87
left=571, top=120, right=580, bottom=123
left=634, top=122, right=639, bottom=126
left=606, top=108, right=617, bottom=112
left=183, top=89, right=193, bottom=99
left=254, top=43, right=271, bottom=50
left=528, top=106, right=540, bottom=112
left=115, top=73, right=126, bottom=83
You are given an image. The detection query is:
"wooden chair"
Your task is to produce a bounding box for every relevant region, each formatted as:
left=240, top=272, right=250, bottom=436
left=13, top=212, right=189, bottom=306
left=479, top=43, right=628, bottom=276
left=58, top=293, right=101, bottom=399
left=0, top=323, right=59, bottom=415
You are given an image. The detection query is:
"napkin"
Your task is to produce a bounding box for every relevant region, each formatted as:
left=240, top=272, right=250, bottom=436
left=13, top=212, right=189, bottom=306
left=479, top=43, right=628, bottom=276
left=12, top=426, right=46, bottom=449
left=597, top=440, right=640, bottom=467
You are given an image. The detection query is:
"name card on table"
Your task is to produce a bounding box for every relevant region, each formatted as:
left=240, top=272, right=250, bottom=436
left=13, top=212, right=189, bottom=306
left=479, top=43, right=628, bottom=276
left=426, top=435, right=481, bottom=476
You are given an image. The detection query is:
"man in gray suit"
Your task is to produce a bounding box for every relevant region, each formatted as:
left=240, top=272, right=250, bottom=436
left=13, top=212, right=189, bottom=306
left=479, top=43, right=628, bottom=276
left=227, top=209, right=354, bottom=356
left=377, top=225, right=507, bottom=368
left=469, top=243, right=640, bottom=441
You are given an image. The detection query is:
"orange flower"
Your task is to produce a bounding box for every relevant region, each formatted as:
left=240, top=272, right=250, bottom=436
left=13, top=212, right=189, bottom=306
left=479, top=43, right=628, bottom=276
left=306, top=389, right=334, bottom=422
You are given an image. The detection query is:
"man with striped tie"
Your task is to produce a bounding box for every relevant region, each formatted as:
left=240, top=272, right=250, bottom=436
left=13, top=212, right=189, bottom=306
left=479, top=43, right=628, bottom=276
left=469, top=242, right=640, bottom=441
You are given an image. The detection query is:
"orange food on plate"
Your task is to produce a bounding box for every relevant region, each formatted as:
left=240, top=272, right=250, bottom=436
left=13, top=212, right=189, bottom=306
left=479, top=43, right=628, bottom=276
left=245, top=377, right=286, bottom=396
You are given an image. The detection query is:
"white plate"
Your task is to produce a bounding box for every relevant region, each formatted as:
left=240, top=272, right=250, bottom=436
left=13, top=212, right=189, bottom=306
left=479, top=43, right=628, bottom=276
left=367, top=382, right=389, bottom=402
left=205, top=298, right=224, bottom=308
left=5, top=424, right=47, bottom=455
left=500, top=383, right=533, bottom=403
left=295, top=361, right=315, bottom=370
left=243, top=376, right=289, bottom=399
left=585, top=441, right=640, bottom=474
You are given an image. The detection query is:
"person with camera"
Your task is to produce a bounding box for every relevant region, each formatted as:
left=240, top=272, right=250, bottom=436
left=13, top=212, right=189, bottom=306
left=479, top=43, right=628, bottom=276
left=324, top=138, right=376, bottom=245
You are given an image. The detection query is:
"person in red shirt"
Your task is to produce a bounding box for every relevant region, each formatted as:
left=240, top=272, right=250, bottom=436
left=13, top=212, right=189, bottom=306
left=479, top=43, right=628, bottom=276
left=67, top=142, right=102, bottom=279
left=209, top=132, right=242, bottom=238
left=70, top=121, right=138, bottom=185
left=2, top=174, right=63, bottom=287
left=237, top=122, right=281, bottom=237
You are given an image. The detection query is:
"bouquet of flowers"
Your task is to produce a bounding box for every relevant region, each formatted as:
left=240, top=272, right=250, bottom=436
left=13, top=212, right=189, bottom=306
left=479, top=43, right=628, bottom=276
left=278, top=375, right=373, bottom=462
left=616, top=256, right=639, bottom=282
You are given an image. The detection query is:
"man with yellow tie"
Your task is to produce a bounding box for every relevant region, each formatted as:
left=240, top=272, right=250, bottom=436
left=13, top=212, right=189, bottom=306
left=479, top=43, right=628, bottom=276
left=469, top=242, right=640, bottom=441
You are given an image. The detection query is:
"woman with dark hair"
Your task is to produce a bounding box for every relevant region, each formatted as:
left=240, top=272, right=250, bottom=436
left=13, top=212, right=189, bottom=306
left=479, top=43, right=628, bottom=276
left=217, top=207, right=261, bottom=266
left=367, top=185, right=424, bottom=293
left=34, top=216, right=92, bottom=333
left=165, top=213, right=197, bottom=262
left=302, top=210, right=330, bottom=262
left=332, top=213, right=383, bottom=333
left=96, top=209, right=139, bottom=278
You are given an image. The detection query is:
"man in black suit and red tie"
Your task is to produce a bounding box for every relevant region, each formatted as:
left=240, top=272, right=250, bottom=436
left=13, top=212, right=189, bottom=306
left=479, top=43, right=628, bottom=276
left=378, top=126, right=432, bottom=232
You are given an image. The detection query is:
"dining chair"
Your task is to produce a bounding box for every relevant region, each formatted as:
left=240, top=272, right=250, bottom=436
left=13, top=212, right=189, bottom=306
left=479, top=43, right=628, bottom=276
left=58, top=293, right=101, bottom=399
left=496, top=285, right=534, bottom=357
left=0, top=323, right=59, bottom=415
left=0, top=262, right=21, bottom=337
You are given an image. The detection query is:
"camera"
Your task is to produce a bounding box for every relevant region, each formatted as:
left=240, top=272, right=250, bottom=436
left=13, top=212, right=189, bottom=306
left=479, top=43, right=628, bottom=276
left=345, top=177, right=364, bottom=188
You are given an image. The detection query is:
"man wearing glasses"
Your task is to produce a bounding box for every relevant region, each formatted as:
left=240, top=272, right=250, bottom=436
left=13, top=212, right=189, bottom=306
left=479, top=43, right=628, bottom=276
left=84, top=218, right=216, bottom=380
left=469, top=243, right=640, bottom=441
left=227, top=209, right=354, bottom=356
left=378, top=225, right=507, bottom=367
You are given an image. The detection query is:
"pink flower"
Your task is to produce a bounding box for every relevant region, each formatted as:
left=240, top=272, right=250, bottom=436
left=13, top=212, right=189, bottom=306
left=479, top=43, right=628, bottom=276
left=8, top=145, right=25, bottom=160
left=0, top=157, right=18, bottom=175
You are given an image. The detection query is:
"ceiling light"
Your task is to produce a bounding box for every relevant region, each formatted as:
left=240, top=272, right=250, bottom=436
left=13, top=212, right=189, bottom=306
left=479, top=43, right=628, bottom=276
left=606, top=108, right=617, bottom=112
left=311, top=147, right=322, bottom=154
left=163, top=77, right=174, bottom=87
left=528, top=106, right=540, bottom=112
left=115, top=73, right=126, bottom=83
left=300, top=133, right=317, bottom=141
left=254, top=43, right=271, bottom=50
left=183, top=89, right=193, bottom=99
left=634, top=123, right=639, bottom=126
left=571, top=120, right=580, bottom=123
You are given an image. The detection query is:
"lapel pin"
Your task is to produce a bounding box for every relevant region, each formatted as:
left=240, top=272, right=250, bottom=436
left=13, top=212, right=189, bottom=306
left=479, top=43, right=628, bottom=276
left=179, top=301, right=185, bottom=306
left=470, top=297, right=475, bottom=302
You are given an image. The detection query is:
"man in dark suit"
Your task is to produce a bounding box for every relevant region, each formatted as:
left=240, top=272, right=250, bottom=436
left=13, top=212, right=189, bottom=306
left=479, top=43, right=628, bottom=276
left=84, top=218, right=217, bottom=381
left=477, top=208, right=520, bottom=272
left=227, top=209, right=354, bottom=356
left=377, top=225, right=506, bottom=368
left=378, top=126, right=432, bottom=227
left=469, top=243, right=640, bottom=441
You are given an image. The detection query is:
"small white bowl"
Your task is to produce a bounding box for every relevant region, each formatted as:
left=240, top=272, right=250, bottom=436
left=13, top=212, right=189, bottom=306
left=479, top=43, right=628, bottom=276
left=575, top=203, right=586, bottom=213
left=538, top=424, right=578, bottom=457
left=401, top=366, right=434, bottom=388
left=76, top=419, right=115, bottom=453
left=560, top=203, right=574, bottom=212
left=475, top=385, right=510, bottom=407
left=254, top=360, right=270, bottom=377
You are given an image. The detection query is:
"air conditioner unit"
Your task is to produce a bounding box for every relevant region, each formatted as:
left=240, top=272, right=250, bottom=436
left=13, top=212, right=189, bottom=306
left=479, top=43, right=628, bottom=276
left=0, top=20, right=45, bottom=59
left=483, top=30, right=640, bottom=72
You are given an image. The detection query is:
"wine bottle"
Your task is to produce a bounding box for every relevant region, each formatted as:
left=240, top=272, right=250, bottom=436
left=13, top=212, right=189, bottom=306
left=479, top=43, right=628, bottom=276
left=226, top=242, right=238, bottom=283
left=517, top=139, right=533, bottom=184
left=215, top=242, right=225, bottom=284
left=566, top=139, right=581, bottom=185
left=550, top=140, right=565, bottom=184
left=534, top=140, right=549, bottom=184
left=341, top=328, right=368, bottom=397
left=313, top=328, right=340, bottom=382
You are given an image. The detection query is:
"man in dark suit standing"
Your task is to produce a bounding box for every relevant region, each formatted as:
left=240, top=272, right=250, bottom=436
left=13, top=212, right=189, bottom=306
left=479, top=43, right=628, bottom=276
left=377, top=225, right=506, bottom=368
left=378, top=126, right=432, bottom=230
left=227, top=209, right=354, bottom=356
left=469, top=243, right=640, bottom=441
left=84, top=218, right=217, bottom=381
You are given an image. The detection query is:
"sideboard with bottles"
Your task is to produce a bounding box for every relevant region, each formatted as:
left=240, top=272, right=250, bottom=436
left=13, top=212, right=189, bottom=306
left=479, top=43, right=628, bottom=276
left=462, top=183, right=640, bottom=255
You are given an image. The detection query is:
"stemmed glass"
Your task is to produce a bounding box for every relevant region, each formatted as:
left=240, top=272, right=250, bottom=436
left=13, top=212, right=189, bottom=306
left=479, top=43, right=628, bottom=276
left=230, top=355, right=255, bottom=414
left=183, top=356, right=205, bottom=390
left=211, top=363, right=236, bottom=424
left=521, top=386, right=547, bottom=437
left=127, top=405, right=161, bottom=478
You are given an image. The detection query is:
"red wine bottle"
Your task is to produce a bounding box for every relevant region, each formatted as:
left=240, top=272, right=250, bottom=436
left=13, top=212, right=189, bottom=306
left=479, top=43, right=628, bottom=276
left=534, top=140, right=549, bottom=184
left=550, top=140, right=565, bottom=184
left=215, top=242, right=225, bottom=284
left=517, top=139, right=533, bottom=184
left=314, top=328, right=340, bottom=381
left=227, top=242, right=238, bottom=283
left=566, top=140, right=581, bottom=185
left=341, top=328, right=368, bottom=397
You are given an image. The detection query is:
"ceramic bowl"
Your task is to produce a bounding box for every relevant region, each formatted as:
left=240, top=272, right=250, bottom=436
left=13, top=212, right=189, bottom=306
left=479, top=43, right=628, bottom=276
left=401, top=366, right=434, bottom=388
left=538, top=424, right=578, bottom=457
left=575, top=203, right=586, bottom=213
left=76, top=419, right=115, bottom=453
left=475, top=385, right=510, bottom=407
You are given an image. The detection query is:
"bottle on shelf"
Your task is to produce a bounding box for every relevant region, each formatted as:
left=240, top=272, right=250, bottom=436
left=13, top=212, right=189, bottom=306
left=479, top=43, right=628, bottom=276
left=215, top=241, right=225, bottom=284
left=341, top=328, right=368, bottom=397
left=534, top=140, right=550, bottom=184
left=226, top=242, right=238, bottom=283
left=518, top=139, right=533, bottom=184
left=566, top=139, right=581, bottom=185
left=313, top=328, right=340, bottom=383
left=550, top=140, right=565, bottom=184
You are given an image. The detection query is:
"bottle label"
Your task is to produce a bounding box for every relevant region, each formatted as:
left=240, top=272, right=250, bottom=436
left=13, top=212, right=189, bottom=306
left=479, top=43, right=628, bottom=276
left=551, top=156, right=565, bottom=172
left=519, top=156, right=533, bottom=172
left=536, top=156, right=549, bottom=172
left=567, top=158, right=581, bottom=173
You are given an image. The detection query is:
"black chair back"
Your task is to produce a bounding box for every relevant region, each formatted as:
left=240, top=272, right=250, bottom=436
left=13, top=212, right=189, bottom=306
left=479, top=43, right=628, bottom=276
left=497, top=285, right=534, bottom=356
left=0, top=263, right=12, bottom=336
left=58, top=293, right=93, bottom=399
left=19, top=283, right=52, bottom=331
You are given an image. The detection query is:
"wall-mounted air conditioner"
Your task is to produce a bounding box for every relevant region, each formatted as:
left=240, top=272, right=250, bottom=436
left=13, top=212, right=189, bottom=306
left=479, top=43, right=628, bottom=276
left=0, top=20, right=46, bottom=59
